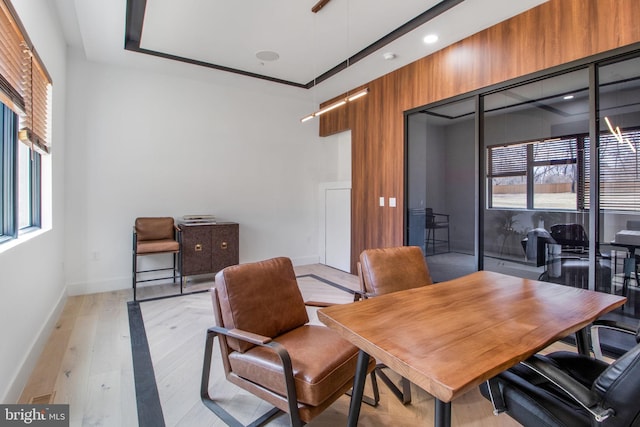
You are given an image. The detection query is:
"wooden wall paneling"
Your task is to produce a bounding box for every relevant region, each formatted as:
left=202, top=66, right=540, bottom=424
left=319, top=102, right=349, bottom=137
left=320, top=0, right=640, bottom=274
left=350, top=101, right=367, bottom=271
left=355, top=83, right=382, bottom=259
left=382, top=73, right=407, bottom=248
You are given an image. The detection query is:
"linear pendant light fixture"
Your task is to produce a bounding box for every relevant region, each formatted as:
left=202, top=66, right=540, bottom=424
left=301, top=87, right=368, bottom=122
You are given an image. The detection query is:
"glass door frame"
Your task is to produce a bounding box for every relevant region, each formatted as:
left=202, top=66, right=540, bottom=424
left=403, top=43, right=640, bottom=291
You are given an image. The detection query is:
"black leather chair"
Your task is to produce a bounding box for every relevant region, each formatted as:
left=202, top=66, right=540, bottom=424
left=550, top=223, right=589, bottom=252
left=591, top=318, right=640, bottom=360
left=479, top=340, right=640, bottom=427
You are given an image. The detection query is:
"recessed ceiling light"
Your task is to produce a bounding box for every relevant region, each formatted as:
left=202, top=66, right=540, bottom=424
left=255, top=51, right=280, bottom=62
left=423, top=34, right=439, bottom=44
left=382, top=52, right=396, bottom=60
left=563, top=95, right=574, bottom=100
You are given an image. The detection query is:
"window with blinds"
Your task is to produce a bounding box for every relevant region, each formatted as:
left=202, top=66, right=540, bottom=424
left=0, top=0, right=49, bottom=240
left=599, top=129, right=640, bottom=211
left=488, top=138, right=581, bottom=210
left=488, top=144, right=527, bottom=178
left=487, top=144, right=528, bottom=209
left=532, top=137, right=580, bottom=210
left=488, top=130, right=640, bottom=211
left=0, top=0, right=26, bottom=114
left=19, top=52, right=51, bottom=154
left=0, top=0, right=51, bottom=154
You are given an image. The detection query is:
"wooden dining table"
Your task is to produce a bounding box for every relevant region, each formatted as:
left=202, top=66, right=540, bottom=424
left=317, top=270, right=626, bottom=427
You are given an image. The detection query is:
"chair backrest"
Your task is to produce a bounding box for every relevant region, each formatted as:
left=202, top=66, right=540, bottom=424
left=594, top=342, right=640, bottom=426
left=425, top=208, right=435, bottom=227
left=550, top=223, right=588, bottom=247
left=135, top=217, right=175, bottom=241
left=214, top=257, right=309, bottom=353
left=359, top=246, right=432, bottom=296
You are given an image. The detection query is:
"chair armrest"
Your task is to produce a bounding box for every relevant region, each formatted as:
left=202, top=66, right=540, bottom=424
left=210, top=325, right=272, bottom=345
left=432, top=212, right=449, bottom=220
left=203, top=325, right=299, bottom=417
left=228, top=328, right=273, bottom=345
left=352, top=289, right=376, bottom=301
left=521, top=355, right=614, bottom=422
left=592, top=319, right=637, bottom=334
left=305, top=300, right=334, bottom=307
left=591, top=319, right=639, bottom=360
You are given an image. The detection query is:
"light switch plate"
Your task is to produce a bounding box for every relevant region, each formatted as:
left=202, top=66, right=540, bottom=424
left=379, top=197, right=385, bottom=207
left=389, top=197, right=396, bottom=207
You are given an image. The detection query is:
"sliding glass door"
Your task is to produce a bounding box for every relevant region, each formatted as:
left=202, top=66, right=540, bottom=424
left=406, top=97, right=477, bottom=282
left=482, top=68, right=591, bottom=282
left=406, top=49, right=640, bottom=355
left=596, top=56, right=640, bottom=346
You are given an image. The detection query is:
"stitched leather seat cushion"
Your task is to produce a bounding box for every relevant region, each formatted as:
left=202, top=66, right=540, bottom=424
left=136, top=239, right=180, bottom=254
left=229, top=325, right=368, bottom=406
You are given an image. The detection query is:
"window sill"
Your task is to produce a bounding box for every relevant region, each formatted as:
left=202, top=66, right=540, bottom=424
left=0, top=227, right=48, bottom=254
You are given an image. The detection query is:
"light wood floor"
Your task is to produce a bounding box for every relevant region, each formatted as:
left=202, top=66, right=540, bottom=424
left=19, top=264, right=578, bottom=427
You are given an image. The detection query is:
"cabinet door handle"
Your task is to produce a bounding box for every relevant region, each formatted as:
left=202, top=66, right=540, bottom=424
left=195, top=244, right=203, bottom=251
left=221, top=242, right=228, bottom=250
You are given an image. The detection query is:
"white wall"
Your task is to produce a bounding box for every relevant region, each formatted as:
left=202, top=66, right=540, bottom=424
left=0, top=0, right=68, bottom=403
left=64, top=53, right=341, bottom=295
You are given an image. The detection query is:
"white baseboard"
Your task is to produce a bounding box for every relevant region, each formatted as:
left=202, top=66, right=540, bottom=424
left=66, top=276, right=131, bottom=296
left=67, top=255, right=324, bottom=296
left=3, top=287, right=67, bottom=403
left=291, top=255, right=321, bottom=266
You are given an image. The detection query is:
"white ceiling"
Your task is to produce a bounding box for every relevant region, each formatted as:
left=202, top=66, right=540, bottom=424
left=53, top=0, right=548, bottom=101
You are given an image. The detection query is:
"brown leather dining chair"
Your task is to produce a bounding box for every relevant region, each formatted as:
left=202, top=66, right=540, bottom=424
left=201, top=257, right=378, bottom=426
left=132, top=217, right=182, bottom=301
left=358, top=245, right=433, bottom=404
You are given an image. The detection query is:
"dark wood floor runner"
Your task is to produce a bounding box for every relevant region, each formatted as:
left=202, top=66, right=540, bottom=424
left=127, top=274, right=350, bottom=427
left=128, top=301, right=166, bottom=427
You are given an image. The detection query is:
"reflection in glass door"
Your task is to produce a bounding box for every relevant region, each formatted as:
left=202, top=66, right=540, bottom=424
left=596, top=56, right=640, bottom=354
left=404, top=50, right=640, bottom=356
left=482, top=68, right=591, bottom=283
left=406, top=97, right=477, bottom=282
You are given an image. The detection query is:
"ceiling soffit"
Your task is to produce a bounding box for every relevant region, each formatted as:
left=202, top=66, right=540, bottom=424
left=124, top=0, right=463, bottom=89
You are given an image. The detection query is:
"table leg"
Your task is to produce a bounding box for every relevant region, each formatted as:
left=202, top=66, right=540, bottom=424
left=632, top=257, right=640, bottom=290
left=434, top=398, right=451, bottom=427
left=575, top=328, right=590, bottom=356
left=622, top=257, right=634, bottom=299
left=347, top=350, right=369, bottom=427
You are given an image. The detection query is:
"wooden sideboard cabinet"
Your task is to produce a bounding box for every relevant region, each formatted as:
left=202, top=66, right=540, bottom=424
left=178, top=221, right=239, bottom=279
